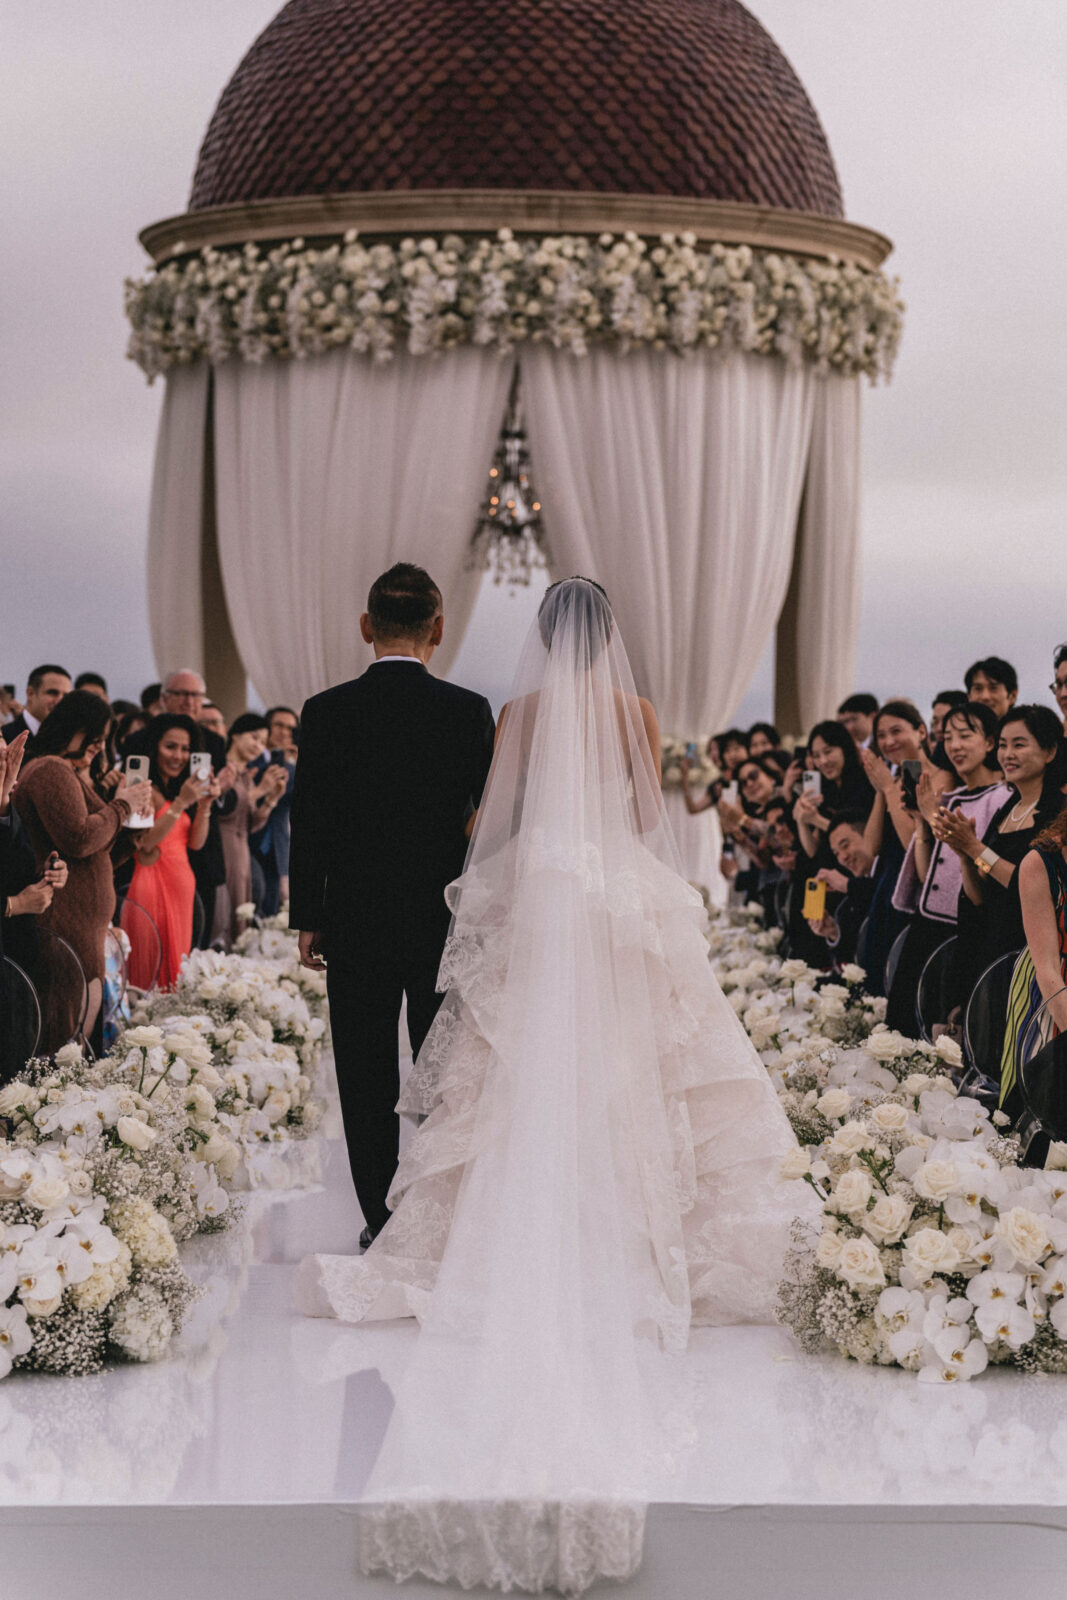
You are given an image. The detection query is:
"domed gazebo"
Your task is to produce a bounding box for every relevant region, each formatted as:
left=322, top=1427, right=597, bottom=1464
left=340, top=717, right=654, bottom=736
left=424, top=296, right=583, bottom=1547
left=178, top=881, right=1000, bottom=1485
left=129, top=0, right=900, bottom=880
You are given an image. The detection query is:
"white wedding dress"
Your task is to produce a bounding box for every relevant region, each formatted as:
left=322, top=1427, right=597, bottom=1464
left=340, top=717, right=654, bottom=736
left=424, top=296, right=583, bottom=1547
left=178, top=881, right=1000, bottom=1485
left=295, top=580, right=814, bottom=1594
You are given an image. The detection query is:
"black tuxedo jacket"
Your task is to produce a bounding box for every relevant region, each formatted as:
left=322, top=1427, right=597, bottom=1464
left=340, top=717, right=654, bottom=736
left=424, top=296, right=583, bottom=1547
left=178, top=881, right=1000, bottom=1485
left=2, top=714, right=31, bottom=744
left=288, top=662, right=495, bottom=954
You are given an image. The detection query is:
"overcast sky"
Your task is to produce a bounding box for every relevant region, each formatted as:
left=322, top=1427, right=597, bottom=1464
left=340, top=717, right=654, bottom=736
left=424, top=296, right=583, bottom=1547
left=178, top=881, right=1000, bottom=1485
left=2, top=2, right=1065, bottom=722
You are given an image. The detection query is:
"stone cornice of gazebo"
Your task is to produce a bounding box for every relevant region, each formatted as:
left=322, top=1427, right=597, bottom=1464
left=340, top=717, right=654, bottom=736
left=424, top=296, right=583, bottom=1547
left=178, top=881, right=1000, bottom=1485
left=140, top=190, right=892, bottom=270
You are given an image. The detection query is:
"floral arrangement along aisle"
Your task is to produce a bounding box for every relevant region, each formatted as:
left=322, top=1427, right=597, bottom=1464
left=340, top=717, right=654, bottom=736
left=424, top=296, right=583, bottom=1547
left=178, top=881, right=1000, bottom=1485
left=709, top=905, right=1067, bottom=1383
left=0, top=916, right=330, bottom=1380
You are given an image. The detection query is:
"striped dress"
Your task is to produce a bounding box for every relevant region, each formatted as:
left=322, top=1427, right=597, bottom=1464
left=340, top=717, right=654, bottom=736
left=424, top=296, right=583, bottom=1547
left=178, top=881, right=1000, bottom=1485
left=999, top=848, right=1067, bottom=1109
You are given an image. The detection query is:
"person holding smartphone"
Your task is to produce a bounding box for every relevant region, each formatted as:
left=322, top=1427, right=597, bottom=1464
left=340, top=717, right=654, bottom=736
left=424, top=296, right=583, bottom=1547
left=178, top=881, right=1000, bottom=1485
left=14, top=691, right=151, bottom=1050
left=211, top=712, right=287, bottom=944
left=124, top=715, right=218, bottom=989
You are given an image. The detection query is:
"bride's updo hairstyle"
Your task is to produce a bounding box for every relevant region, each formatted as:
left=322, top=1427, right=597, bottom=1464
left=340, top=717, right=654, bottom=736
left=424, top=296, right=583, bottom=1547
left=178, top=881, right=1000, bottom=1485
left=537, top=576, right=613, bottom=659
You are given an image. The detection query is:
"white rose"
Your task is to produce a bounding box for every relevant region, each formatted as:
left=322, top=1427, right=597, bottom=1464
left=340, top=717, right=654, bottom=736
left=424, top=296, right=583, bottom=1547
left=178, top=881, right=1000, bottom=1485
left=902, top=1074, right=933, bottom=1096
left=1046, top=1142, right=1067, bottom=1172
left=870, top=1100, right=909, bottom=1133
left=934, top=1035, right=963, bottom=1068
left=997, top=1207, right=1050, bottom=1269
left=53, top=1042, right=84, bottom=1069
left=779, top=959, right=812, bottom=982
left=902, top=1228, right=961, bottom=1283
left=263, top=1089, right=292, bottom=1124
left=117, top=1117, right=158, bottom=1153
left=865, top=1029, right=907, bottom=1063
left=817, top=1089, right=852, bottom=1121
left=224, top=981, right=251, bottom=1005
left=913, top=1161, right=962, bottom=1204
left=0, top=1082, right=34, bottom=1118
left=184, top=1083, right=217, bottom=1123
left=235, top=902, right=256, bottom=921
left=25, top=1175, right=70, bottom=1211
left=837, top=1235, right=887, bottom=1292
left=863, top=1194, right=914, bottom=1245
left=779, top=1148, right=811, bottom=1181
left=841, top=964, right=867, bottom=986
left=833, top=1169, right=874, bottom=1215
left=815, top=1231, right=844, bottom=1269
left=24, top=1294, right=63, bottom=1318
left=829, top=1122, right=871, bottom=1157
left=123, top=1026, right=163, bottom=1049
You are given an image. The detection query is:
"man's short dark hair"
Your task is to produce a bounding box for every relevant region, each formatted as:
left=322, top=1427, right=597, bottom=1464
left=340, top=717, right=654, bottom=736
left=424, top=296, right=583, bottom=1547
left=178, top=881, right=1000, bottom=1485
left=965, top=656, right=1018, bottom=694
left=366, top=563, right=442, bottom=643
left=828, top=808, right=869, bottom=837
left=140, top=682, right=162, bottom=711
left=75, top=671, right=108, bottom=694
left=933, top=689, right=967, bottom=710
left=837, top=693, right=879, bottom=717
left=265, top=704, right=298, bottom=725
left=28, top=663, right=70, bottom=691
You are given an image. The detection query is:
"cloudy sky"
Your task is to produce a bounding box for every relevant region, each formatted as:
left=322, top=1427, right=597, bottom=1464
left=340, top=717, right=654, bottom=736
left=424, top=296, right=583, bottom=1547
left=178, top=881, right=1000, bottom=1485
left=2, top=2, right=1065, bottom=721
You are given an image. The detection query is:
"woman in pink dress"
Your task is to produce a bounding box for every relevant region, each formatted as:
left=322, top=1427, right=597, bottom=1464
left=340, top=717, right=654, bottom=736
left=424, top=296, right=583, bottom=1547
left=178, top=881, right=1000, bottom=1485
left=125, top=716, right=218, bottom=990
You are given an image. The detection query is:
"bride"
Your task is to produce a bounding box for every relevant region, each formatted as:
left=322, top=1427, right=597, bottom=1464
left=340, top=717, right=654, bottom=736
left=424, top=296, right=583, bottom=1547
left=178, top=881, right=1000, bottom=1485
left=295, top=577, right=815, bottom=1594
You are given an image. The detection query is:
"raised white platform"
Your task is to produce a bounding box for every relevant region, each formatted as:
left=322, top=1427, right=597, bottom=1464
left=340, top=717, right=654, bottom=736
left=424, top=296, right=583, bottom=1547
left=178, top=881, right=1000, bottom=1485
left=5, top=1094, right=1067, bottom=1599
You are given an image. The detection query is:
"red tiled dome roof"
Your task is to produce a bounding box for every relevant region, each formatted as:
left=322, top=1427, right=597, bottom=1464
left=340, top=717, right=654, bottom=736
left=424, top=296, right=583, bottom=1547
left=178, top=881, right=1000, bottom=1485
left=189, top=0, right=844, bottom=218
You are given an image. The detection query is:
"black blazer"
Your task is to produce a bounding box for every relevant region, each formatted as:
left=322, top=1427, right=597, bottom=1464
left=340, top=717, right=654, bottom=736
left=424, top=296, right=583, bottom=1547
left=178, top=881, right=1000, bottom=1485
left=289, top=663, right=495, bottom=951
left=2, top=714, right=31, bottom=744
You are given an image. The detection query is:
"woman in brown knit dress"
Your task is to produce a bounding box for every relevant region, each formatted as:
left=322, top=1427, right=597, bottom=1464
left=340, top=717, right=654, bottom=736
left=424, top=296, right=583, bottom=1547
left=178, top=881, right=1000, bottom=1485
left=14, top=692, right=151, bottom=1053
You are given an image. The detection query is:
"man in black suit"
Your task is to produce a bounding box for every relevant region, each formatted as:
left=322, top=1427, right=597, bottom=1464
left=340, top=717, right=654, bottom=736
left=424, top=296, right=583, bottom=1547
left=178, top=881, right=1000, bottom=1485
left=2, top=664, right=71, bottom=744
left=290, top=564, right=495, bottom=1246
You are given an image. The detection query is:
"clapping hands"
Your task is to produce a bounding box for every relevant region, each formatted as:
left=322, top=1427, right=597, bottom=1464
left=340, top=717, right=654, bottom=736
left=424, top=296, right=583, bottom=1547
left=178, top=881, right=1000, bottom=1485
left=0, top=730, right=28, bottom=816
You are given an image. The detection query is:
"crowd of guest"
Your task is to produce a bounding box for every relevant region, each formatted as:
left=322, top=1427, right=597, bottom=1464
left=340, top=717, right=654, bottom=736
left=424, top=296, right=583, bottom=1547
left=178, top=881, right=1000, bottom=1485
left=1, top=664, right=298, bottom=1071
left=681, top=646, right=1067, bottom=1137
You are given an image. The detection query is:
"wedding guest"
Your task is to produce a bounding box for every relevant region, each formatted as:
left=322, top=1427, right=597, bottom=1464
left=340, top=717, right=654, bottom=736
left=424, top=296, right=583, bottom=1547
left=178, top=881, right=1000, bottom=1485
left=806, top=810, right=907, bottom=983
left=747, top=722, right=780, bottom=759
left=140, top=682, right=164, bottom=716
left=884, top=702, right=1009, bottom=1032
left=0, top=733, right=66, bottom=1079
left=937, top=704, right=1066, bottom=1011
left=198, top=701, right=227, bottom=741
left=716, top=756, right=781, bottom=901
left=74, top=672, right=109, bottom=701
left=836, top=692, right=879, bottom=748
left=1000, top=802, right=1067, bottom=1121
left=250, top=705, right=299, bottom=914
left=128, top=671, right=236, bottom=945
left=15, top=691, right=150, bottom=1051
left=2, top=664, right=71, bottom=744
left=679, top=727, right=749, bottom=818
left=213, top=713, right=287, bottom=944
left=931, top=689, right=967, bottom=743
left=1050, top=643, right=1067, bottom=735
left=124, top=714, right=217, bottom=989
left=793, top=720, right=874, bottom=868
left=965, top=656, right=1018, bottom=720
left=861, top=700, right=949, bottom=853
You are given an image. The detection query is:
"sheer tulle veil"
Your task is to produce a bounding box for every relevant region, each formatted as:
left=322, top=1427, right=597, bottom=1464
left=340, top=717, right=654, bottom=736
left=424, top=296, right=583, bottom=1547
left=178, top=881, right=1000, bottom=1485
left=342, top=578, right=804, bottom=1593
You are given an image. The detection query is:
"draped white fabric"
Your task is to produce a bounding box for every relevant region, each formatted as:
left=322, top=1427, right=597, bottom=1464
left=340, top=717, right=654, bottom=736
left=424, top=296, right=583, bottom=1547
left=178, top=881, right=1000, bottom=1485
left=787, top=374, right=862, bottom=731
left=146, top=362, right=211, bottom=677
left=211, top=348, right=515, bottom=707
left=521, top=347, right=816, bottom=891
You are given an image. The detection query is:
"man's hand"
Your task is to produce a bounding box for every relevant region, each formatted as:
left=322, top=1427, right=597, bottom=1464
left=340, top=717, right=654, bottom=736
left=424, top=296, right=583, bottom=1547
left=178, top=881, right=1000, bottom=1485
left=298, top=930, right=326, bottom=971
left=816, top=868, right=850, bottom=896
left=807, top=912, right=839, bottom=941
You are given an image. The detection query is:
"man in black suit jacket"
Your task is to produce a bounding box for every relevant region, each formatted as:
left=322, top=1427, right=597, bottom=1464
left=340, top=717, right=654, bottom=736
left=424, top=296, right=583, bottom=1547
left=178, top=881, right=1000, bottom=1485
left=2, top=664, right=71, bottom=744
left=290, top=564, right=495, bottom=1244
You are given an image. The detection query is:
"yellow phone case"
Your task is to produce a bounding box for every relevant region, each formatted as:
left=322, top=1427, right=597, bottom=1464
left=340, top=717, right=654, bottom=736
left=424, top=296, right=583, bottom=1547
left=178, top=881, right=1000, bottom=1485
left=802, top=877, right=827, bottom=920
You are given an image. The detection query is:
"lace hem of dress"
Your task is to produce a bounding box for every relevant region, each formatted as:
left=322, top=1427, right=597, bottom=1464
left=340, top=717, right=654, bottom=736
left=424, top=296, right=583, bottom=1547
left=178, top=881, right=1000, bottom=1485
left=359, top=1496, right=645, bottom=1597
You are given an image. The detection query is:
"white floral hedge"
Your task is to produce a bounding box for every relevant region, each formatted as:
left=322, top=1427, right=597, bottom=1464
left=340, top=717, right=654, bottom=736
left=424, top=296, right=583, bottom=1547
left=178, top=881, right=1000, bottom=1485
left=0, top=916, right=328, bottom=1380
left=710, top=904, right=1067, bottom=1383
left=125, top=230, right=903, bottom=383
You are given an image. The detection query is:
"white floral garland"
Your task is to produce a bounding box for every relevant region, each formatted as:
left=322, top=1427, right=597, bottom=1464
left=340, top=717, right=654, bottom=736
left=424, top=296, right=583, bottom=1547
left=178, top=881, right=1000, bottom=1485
left=125, top=229, right=903, bottom=383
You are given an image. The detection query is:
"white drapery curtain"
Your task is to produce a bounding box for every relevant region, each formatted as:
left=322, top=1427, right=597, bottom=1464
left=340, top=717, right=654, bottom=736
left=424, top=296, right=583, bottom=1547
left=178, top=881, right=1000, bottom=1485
left=521, top=347, right=817, bottom=893
left=146, top=362, right=211, bottom=678
left=210, top=348, right=515, bottom=707
left=782, top=374, right=862, bottom=732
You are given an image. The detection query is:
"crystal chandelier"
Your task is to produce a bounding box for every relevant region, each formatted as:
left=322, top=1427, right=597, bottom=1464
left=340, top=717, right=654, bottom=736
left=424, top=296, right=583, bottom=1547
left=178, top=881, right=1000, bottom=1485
left=469, top=367, right=549, bottom=587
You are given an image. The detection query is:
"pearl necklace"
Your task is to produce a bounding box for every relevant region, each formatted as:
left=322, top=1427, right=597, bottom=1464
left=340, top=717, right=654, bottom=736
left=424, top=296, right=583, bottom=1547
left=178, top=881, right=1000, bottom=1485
left=1008, top=797, right=1038, bottom=824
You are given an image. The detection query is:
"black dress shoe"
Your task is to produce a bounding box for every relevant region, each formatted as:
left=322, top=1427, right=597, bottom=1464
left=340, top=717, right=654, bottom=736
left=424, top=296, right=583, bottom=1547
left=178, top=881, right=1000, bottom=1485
left=359, top=1226, right=375, bottom=1252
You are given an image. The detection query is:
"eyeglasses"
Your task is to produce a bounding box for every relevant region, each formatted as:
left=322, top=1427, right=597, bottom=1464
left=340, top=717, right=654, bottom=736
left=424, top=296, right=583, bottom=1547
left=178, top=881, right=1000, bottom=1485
left=1049, top=672, right=1067, bottom=695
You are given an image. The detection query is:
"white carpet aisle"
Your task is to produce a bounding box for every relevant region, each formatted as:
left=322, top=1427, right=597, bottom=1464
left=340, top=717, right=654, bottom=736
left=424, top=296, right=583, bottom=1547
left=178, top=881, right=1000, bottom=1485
left=3, top=1055, right=1067, bottom=1600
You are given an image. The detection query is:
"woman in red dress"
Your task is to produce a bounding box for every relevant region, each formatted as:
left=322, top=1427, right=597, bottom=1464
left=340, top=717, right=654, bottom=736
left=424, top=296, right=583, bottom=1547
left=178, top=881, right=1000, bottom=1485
left=124, top=716, right=218, bottom=990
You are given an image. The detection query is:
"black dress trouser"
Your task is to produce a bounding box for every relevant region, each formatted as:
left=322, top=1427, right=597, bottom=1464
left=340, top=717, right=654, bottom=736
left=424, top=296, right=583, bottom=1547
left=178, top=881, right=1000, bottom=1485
left=326, top=921, right=448, bottom=1236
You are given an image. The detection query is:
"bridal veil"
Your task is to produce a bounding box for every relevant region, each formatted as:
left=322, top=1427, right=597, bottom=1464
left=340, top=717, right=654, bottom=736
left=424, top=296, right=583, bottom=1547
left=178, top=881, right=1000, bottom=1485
left=296, top=577, right=808, bottom=1593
